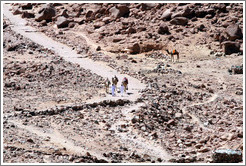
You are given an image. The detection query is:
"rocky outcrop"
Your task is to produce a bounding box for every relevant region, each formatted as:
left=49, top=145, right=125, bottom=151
left=225, top=24, right=243, bottom=41
left=109, top=5, right=129, bottom=18
left=56, top=16, right=70, bottom=28
left=129, top=43, right=141, bottom=54
left=35, top=4, right=56, bottom=22
left=222, top=41, right=240, bottom=55
left=212, top=149, right=242, bottom=163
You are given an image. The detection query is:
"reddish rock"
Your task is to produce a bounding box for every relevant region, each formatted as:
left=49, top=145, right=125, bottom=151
left=13, top=8, right=23, bottom=15
left=158, top=23, right=169, bottom=35
left=225, top=24, right=243, bottom=41
left=20, top=3, right=33, bottom=10
left=222, top=41, right=240, bottom=55
left=129, top=43, right=141, bottom=54
left=161, top=9, right=172, bottom=20
left=35, top=4, right=56, bottom=22
left=56, top=16, right=70, bottom=28
left=170, top=17, right=188, bottom=26
left=109, top=5, right=129, bottom=18
left=199, top=147, right=211, bottom=153
left=21, top=11, right=35, bottom=18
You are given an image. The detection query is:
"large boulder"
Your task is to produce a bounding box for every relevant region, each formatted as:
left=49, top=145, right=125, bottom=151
left=170, top=17, right=188, bottom=25
left=172, top=6, right=193, bottom=19
left=129, top=43, right=141, bottom=54
left=35, top=4, right=56, bottom=22
left=56, top=16, right=70, bottom=28
left=20, top=3, right=33, bottom=10
left=109, top=5, right=129, bottom=18
left=225, top=24, right=243, bottom=41
left=21, top=11, right=35, bottom=18
left=158, top=23, right=169, bottom=35
left=222, top=41, right=240, bottom=55
left=161, top=9, right=172, bottom=20
left=117, top=5, right=130, bottom=17
left=212, top=149, right=242, bottom=163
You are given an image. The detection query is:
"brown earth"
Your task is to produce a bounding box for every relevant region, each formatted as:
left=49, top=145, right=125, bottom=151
left=3, top=2, right=243, bottom=163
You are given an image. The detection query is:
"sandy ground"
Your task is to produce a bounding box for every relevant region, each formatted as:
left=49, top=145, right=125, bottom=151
left=3, top=3, right=243, bottom=163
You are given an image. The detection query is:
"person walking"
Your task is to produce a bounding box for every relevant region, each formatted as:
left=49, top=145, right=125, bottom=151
left=120, top=84, right=124, bottom=96
left=111, top=84, right=116, bottom=96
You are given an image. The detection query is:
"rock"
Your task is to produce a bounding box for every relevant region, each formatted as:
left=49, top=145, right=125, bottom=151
left=140, top=3, right=156, bottom=10
left=102, top=17, right=111, bottom=24
left=60, top=9, right=69, bottom=18
left=126, top=27, right=136, bottom=34
left=56, top=16, right=70, bottom=28
left=184, top=125, right=193, bottom=132
left=112, top=38, right=122, bottom=43
left=117, top=5, right=130, bottom=17
left=129, top=43, right=141, bottom=54
left=198, top=147, right=210, bottom=153
left=13, top=8, right=23, bottom=15
left=222, top=41, right=240, bottom=55
left=109, top=7, right=120, bottom=18
left=175, top=112, right=182, bottom=119
left=85, top=10, right=94, bottom=20
left=196, top=24, right=205, bottom=31
left=35, top=4, right=56, bottom=22
left=21, top=3, right=33, bottom=10
left=109, top=5, right=129, bottom=18
left=195, top=144, right=203, bottom=149
left=26, top=138, right=34, bottom=143
left=21, top=11, right=35, bottom=18
left=131, top=116, right=140, bottom=123
left=230, top=65, right=243, bottom=74
left=225, top=24, right=243, bottom=41
left=40, top=20, right=47, bottom=26
left=170, top=17, right=188, bottom=26
left=161, top=9, right=172, bottom=20
left=7, top=43, right=19, bottom=51
left=194, top=9, right=207, bottom=18
left=181, top=6, right=193, bottom=18
left=167, top=119, right=175, bottom=126
left=68, top=22, right=76, bottom=28
left=212, top=149, right=242, bottom=163
left=158, top=23, right=169, bottom=35
left=96, top=46, right=101, bottom=51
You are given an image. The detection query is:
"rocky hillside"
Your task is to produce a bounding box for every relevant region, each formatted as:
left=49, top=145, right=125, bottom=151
left=3, top=2, right=243, bottom=164
left=10, top=3, right=243, bottom=56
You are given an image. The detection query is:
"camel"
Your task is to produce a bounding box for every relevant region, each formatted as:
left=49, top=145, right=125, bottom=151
left=104, top=78, right=111, bottom=93
left=112, top=75, right=119, bottom=92
left=165, top=49, right=179, bottom=62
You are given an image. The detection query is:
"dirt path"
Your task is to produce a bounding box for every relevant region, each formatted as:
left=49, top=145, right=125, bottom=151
left=109, top=103, right=172, bottom=161
left=3, top=4, right=145, bottom=102
left=8, top=119, right=109, bottom=161
left=3, top=4, right=173, bottom=161
left=182, top=93, right=218, bottom=129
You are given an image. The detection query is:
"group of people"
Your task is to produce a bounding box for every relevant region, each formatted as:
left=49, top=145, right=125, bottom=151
left=104, top=75, right=128, bottom=96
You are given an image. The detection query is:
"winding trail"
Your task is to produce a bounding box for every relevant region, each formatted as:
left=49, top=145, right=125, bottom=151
left=3, top=4, right=145, bottom=102
left=8, top=120, right=110, bottom=159
left=182, top=93, right=218, bottom=129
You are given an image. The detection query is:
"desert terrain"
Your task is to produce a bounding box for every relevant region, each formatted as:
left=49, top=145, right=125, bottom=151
left=2, top=3, right=244, bottom=163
